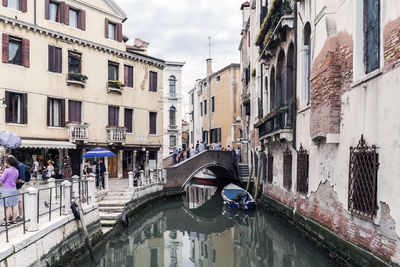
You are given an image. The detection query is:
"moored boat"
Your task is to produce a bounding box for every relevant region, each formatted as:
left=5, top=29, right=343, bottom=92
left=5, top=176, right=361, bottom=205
left=221, top=183, right=255, bottom=210
left=193, top=172, right=218, bottom=186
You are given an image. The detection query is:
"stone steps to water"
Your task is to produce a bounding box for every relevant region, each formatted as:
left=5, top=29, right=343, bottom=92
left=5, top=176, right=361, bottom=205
left=106, top=191, right=132, bottom=196
left=99, top=212, right=122, bottom=220
left=98, top=200, right=128, bottom=207
left=100, top=220, right=118, bottom=227
left=103, top=195, right=132, bottom=201
left=99, top=206, right=125, bottom=213
left=102, top=227, right=113, bottom=235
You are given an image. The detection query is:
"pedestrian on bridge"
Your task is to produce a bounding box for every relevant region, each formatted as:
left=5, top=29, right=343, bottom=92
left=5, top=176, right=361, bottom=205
left=173, top=146, right=178, bottom=164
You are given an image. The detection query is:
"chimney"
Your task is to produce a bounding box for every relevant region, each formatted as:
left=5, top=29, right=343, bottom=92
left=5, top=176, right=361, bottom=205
left=206, top=58, right=212, bottom=77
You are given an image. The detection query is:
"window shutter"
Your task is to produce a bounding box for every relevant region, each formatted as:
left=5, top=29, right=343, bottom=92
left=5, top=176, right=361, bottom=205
left=77, top=101, right=81, bottom=123
left=217, top=128, right=221, bottom=143
left=149, top=71, right=153, bottom=91
left=2, top=0, right=7, bottom=7
left=47, top=97, right=50, bottom=126
left=124, top=109, right=133, bottom=133
left=116, top=23, right=122, bottom=42
left=68, top=100, right=73, bottom=122
left=105, top=18, right=109, bottom=38
left=64, top=4, right=69, bottom=25
left=22, top=93, right=27, bottom=124
left=153, top=72, right=157, bottom=92
left=48, top=45, right=54, bottom=71
left=5, top=91, right=10, bottom=123
left=55, top=47, right=62, bottom=73
left=22, top=39, right=30, bottom=68
left=21, top=0, right=27, bottom=12
left=59, top=2, right=66, bottom=24
left=60, top=99, right=65, bottom=127
left=2, top=33, right=8, bottom=63
left=45, top=0, right=49, bottom=20
left=124, top=65, right=128, bottom=86
left=108, top=106, right=112, bottom=126
left=79, top=10, right=86, bottom=30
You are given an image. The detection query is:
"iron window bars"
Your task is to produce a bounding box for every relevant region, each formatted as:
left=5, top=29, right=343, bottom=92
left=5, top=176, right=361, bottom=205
left=283, top=146, right=292, bottom=190
left=296, top=144, right=309, bottom=194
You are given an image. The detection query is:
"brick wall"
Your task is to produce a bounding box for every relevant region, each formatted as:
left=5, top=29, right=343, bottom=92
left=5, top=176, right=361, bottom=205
left=383, top=17, right=400, bottom=73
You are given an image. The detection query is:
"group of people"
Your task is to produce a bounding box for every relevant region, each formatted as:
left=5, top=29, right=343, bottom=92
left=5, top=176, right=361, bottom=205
left=171, top=141, right=242, bottom=164
left=83, top=160, right=106, bottom=189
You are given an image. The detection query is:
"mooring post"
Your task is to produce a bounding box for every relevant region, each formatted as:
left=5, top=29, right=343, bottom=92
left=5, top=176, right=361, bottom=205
left=149, top=169, right=154, bottom=184
left=72, top=175, right=80, bottom=198
left=47, top=178, right=58, bottom=203
left=128, top=171, right=134, bottom=190
left=25, top=187, right=39, bottom=232
left=87, top=176, right=96, bottom=204
left=104, top=172, right=109, bottom=190
left=62, top=180, right=72, bottom=215
left=139, top=170, right=145, bottom=185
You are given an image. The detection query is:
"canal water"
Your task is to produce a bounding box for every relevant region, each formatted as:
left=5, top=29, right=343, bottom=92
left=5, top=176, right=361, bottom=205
left=81, top=185, right=338, bottom=267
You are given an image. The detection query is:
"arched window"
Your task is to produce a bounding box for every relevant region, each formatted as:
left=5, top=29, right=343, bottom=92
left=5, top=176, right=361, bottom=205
left=264, top=76, right=268, bottom=112
left=269, top=67, right=275, bottom=112
left=303, top=22, right=311, bottom=106
left=276, top=50, right=286, bottom=108
left=169, top=106, right=176, bottom=126
left=286, top=43, right=295, bottom=127
left=169, top=76, right=176, bottom=94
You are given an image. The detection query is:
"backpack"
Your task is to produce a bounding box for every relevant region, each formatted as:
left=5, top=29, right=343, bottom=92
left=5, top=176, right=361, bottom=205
left=25, top=165, right=31, bottom=182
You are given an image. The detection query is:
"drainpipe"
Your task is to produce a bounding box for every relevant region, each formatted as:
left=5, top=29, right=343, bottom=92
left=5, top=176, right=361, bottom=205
left=292, top=2, right=298, bottom=149
left=34, top=0, right=37, bottom=25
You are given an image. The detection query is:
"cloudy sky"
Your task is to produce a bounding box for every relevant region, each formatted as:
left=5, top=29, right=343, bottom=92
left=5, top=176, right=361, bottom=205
left=114, top=0, right=244, bottom=116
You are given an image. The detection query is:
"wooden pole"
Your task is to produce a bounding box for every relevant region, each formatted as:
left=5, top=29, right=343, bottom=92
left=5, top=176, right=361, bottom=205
left=254, top=153, right=262, bottom=199
left=246, top=152, right=253, bottom=192
left=74, top=199, right=94, bottom=261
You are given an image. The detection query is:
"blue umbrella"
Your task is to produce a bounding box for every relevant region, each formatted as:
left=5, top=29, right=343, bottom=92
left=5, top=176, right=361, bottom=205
left=0, top=131, right=21, bottom=149
left=83, top=148, right=115, bottom=158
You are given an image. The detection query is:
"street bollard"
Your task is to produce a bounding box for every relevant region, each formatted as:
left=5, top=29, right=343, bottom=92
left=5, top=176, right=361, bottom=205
left=87, top=177, right=96, bottom=204
left=47, top=178, right=59, bottom=203
left=149, top=169, right=154, bottom=184
left=62, top=180, right=72, bottom=215
left=25, top=187, right=39, bottom=232
left=104, top=172, right=109, bottom=190
left=158, top=169, right=163, bottom=183
left=128, top=171, right=134, bottom=190
left=71, top=175, right=80, bottom=198
left=139, top=170, right=145, bottom=185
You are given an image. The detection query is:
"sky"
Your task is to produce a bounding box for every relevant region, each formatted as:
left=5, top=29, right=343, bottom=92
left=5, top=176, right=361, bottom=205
left=114, top=0, right=244, bottom=117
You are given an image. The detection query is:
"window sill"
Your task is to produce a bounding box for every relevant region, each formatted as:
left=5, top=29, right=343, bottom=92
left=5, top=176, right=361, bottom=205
left=148, top=134, right=159, bottom=137
left=297, top=105, right=311, bottom=114
left=47, top=126, right=65, bottom=130
left=6, top=8, right=23, bottom=13
left=48, top=71, right=64, bottom=76
left=6, top=62, right=25, bottom=68
left=6, top=123, right=27, bottom=127
left=126, top=132, right=135, bottom=135
left=352, top=68, right=383, bottom=88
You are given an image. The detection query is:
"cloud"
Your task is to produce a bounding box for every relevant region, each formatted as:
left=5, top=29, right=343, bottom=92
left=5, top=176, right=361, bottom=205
left=114, top=0, right=244, bottom=117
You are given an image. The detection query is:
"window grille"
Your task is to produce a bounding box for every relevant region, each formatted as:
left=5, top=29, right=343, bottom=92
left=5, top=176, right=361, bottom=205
left=283, top=146, right=292, bottom=190
left=296, top=144, right=309, bottom=194
left=348, top=135, right=378, bottom=219
left=267, top=151, right=273, bottom=183
left=262, top=152, right=267, bottom=182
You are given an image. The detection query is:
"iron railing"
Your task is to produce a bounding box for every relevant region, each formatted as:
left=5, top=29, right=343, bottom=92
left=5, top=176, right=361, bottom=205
left=296, top=144, right=309, bottom=194
left=257, top=103, right=294, bottom=138
left=0, top=192, right=27, bottom=242
left=267, top=151, right=273, bottom=183
left=348, top=135, right=378, bottom=220
left=283, top=146, right=292, bottom=190
left=71, top=179, right=89, bottom=204
left=37, top=185, right=63, bottom=223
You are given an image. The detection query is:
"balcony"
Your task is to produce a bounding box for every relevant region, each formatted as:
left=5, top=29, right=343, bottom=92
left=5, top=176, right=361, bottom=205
left=67, top=123, right=89, bottom=143
left=66, top=72, right=88, bottom=88
left=107, top=126, right=126, bottom=144
left=169, top=125, right=178, bottom=131
left=107, top=80, right=124, bottom=94
left=255, top=104, right=294, bottom=141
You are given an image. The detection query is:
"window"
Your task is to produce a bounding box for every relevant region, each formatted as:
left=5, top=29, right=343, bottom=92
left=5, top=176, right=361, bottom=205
left=204, top=100, right=207, bottom=115
left=108, top=106, right=119, bottom=127
left=348, top=135, right=378, bottom=219
left=69, top=9, right=78, bottom=28
left=303, top=23, right=311, bottom=106
left=202, top=130, right=208, bottom=144
left=200, top=102, right=203, bottom=116
left=267, top=152, right=273, bottom=183
left=296, top=145, right=309, bottom=194
left=124, top=65, right=133, bottom=88
left=8, top=0, right=19, bottom=10
left=68, top=51, right=81, bottom=73
left=48, top=45, right=62, bottom=73
left=364, top=0, right=380, bottom=73
left=149, top=71, right=158, bottom=92
left=108, top=22, right=116, bottom=40
left=8, top=36, right=22, bottom=66
left=170, top=135, right=176, bottom=147
left=5, top=91, right=27, bottom=124
left=169, top=75, right=176, bottom=94
left=47, top=98, right=65, bottom=127
left=169, top=106, right=176, bottom=126
left=108, top=61, right=119, bottom=81
left=210, top=128, right=221, bottom=143
left=211, top=96, right=215, bottom=112
left=216, top=76, right=220, bottom=82
left=149, top=112, right=157, bottom=134
left=49, top=1, right=60, bottom=22
left=124, top=108, right=133, bottom=133
left=68, top=100, right=81, bottom=123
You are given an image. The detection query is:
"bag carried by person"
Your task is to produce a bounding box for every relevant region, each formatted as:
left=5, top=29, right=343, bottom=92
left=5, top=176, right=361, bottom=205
left=25, top=166, right=31, bottom=182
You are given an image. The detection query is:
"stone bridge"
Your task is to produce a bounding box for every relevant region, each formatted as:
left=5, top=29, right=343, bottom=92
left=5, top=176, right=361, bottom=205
left=163, top=150, right=239, bottom=189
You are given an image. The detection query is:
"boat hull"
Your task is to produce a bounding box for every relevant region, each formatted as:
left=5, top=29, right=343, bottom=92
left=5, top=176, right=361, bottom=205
left=221, top=183, right=255, bottom=210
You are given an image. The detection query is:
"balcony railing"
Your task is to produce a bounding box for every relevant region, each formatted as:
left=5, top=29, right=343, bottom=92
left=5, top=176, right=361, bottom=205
left=107, top=80, right=124, bottom=94
left=66, top=72, right=88, bottom=88
left=107, top=126, right=126, bottom=144
left=256, top=103, right=294, bottom=139
left=67, top=123, right=89, bottom=143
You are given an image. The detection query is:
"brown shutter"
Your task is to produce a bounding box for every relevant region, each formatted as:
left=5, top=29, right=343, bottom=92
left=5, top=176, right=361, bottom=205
left=21, top=0, right=27, bottom=12
left=55, top=47, right=62, bottom=73
left=5, top=91, right=10, bottom=123
left=45, top=0, right=49, bottom=20
left=48, top=45, right=54, bottom=71
left=153, top=72, right=158, bottom=91
left=47, top=97, right=50, bottom=126
left=22, top=93, right=27, bottom=124
left=2, top=0, right=7, bottom=7
left=64, top=4, right=69, bottom=25
left=77, top=101, right=81, bottom=123
left=60, top=99, right=65, bottom=127
left=79, top=10, right=86, bottom=30
left=124, top=109, right=132, bottom=133
left=2, top=33, right=8, bottom=63
left=22, top=39, right=30, bottom=68
left=124, top=65, right=128, bottom=86
left=59, top=2, right=66, bottom=24
left=149, top=71, right=153, bottom=91
left=116, top=23, right=122, bottom=42
left=105, top=18, right=109, bottom=38
left=68, top=100, right=73, bottom=122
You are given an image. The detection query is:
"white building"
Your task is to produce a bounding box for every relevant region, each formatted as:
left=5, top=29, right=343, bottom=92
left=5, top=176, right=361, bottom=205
left=162, top=61, right=185, bottom=158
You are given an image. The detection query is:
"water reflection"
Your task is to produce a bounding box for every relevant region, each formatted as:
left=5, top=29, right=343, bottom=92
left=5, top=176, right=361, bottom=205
left=82, top=185, right=337, bottom=267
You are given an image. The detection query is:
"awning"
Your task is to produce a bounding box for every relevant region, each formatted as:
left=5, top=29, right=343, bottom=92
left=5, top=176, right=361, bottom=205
left=20, top=140, right=76, bottom=149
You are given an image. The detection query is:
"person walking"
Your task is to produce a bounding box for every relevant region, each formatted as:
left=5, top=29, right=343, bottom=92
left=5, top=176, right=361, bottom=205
left=0, top=156, right=19, bottom=225
left=96, top=160, right=106, bottom=189
left=83, top=161, right=92, bottom=178
left=43, top=160, right=55, bottom=180
left=186, top=147, right=191, bottom=159
left=16, top=158, right=26, bottom=222
left=190, top=146, right=196, bottom=158
left=172, top=146, right=178, bottom=165
left=63, top=155, right=73, bottom=179
left=179, top=149, right=185, bottom=162
left=31, top=157, right=39, bottom=184
left=214, top=142, right=221, bottom=150
left=198, top=141, right=205, bottom=152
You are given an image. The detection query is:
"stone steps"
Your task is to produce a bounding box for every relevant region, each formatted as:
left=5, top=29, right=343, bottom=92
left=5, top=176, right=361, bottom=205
left=103, top=195, right=132, bottom=201
left=98, top=200, right=128, bottom=207
left=99, top=212, right=122, bottom=220
left=102, top=227, right=113, bottom=235
left=99, top=206, right=125, bottom=213
left=106, top=191, right=132, bottom=196
left=100, top=220, right=117, bottom=227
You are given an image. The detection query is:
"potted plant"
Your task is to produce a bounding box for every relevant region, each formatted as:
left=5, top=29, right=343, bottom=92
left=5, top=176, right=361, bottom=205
left=283, top=0, right=293, bottom=15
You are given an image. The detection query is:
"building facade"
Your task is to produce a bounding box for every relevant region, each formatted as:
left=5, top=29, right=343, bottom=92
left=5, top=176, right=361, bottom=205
left=0, top=0, right=165, bottom=178
left=189, top=60, right=241, bottom=149
left=241, top=0, right=400, bottom=265
left=162, top=61, right=185, bottom=158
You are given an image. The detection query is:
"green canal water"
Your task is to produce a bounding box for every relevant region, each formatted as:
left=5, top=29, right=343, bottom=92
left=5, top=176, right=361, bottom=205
left=81, top=186, right=338, bottom=267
